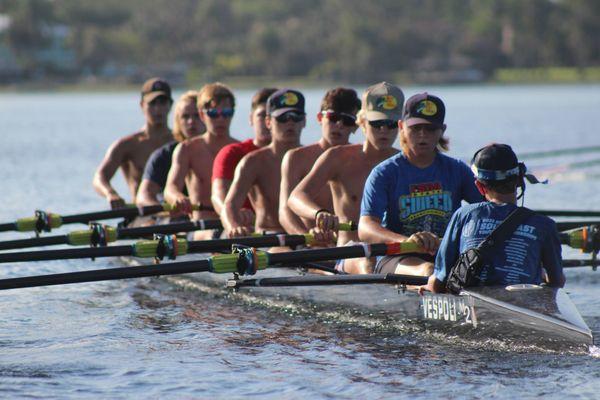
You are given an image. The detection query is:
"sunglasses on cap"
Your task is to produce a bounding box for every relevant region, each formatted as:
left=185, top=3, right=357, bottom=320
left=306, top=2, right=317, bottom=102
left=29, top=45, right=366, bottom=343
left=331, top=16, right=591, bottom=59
left=203, top=107, right=234, bottom=119
left=275, top=111, right=305, bottom=123
left=320, top=110, right=357, bottom=127
left=368, top=120, right=398, bottom=129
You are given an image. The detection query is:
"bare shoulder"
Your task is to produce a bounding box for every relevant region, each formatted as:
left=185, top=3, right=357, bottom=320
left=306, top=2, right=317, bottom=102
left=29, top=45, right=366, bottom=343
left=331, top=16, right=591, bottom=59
left=241, top=146, right=272, bottom=165
left=287, top=143, right=321, bottom=160
left=181, top=136, right=208, bottom=152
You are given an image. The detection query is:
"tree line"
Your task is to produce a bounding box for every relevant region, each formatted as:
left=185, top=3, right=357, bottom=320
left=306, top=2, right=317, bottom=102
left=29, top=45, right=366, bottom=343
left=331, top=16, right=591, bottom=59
left=0, top=0, right=598, bottom=84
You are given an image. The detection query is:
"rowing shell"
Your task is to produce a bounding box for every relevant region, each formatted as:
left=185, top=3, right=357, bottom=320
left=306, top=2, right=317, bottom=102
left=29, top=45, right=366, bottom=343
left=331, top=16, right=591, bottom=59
left=122, top=254, right=593, bottom=352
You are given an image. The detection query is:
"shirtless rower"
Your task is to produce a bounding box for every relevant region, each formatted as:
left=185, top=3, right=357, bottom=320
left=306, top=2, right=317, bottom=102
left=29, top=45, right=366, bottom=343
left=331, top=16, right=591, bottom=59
left=279, top=88, right=361, bottom=234
left=93, top=78, right=174, bottom=209
left=164, top=82, right=238, bottom=238
left=358, top=92, right=483, bottom=276
left=136, top=91, right=205, bottom=207
left=221, top=89, right=306, bottom=237
left=211, top=88, right=277, bottom=220
left=288, top=83, right=402, bottom=272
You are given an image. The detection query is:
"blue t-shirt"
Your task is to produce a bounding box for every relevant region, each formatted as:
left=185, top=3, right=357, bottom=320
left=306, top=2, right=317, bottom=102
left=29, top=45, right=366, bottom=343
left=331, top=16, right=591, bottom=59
left=434, top=202, right=563, bottom=286
left=360, top=152, right=483, bottom=237
left=142, top=141, right=178, bottom=190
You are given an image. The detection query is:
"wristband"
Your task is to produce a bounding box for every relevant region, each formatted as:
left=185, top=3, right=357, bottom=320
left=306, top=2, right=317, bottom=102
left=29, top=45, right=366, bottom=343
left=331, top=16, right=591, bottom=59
left=315, top=209, right=331, bottom=220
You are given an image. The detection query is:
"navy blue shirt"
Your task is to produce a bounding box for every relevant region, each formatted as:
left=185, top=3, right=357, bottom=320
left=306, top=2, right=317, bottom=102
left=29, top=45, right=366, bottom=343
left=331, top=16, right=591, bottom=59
left=360, top=152, right=483, bottom=237
left=142, top=141, right=178, bottom=190
left=434, top=202, right=563, bottom=286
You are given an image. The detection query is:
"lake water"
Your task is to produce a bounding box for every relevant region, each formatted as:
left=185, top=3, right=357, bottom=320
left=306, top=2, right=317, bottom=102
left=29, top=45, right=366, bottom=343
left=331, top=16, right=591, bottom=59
left=1, top=84, right=600, bottom=398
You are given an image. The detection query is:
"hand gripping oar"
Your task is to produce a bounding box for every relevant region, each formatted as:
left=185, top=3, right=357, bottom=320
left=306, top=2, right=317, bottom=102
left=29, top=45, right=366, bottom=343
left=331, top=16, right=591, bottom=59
left=0, top=219, right=223, bottom=251
left=0, top=242, right=422, bottom=291
left=0, top=203, right=214, bottom=234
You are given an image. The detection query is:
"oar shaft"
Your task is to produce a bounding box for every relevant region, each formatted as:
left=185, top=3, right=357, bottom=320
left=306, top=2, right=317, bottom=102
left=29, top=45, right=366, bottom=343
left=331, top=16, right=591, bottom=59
left=0, top=244, right=133, bottom=263
left=0, top=235, right=68, bottom=251
left=230, top=273, right=427, bottom=288
left=117, top=219, right=222, bottom=238
left=556, top=221, right=600, bottom=231
left=0, top=222, right=17, bottom=232
left=60, top=205, right=166, bottom=224
left=267, top=243, right=413, bottom=265
left=187, top=234, right=307, bottom=253
left=538, top=210, right=600, bottom=217
left=0, top=259, right=211, bottom=290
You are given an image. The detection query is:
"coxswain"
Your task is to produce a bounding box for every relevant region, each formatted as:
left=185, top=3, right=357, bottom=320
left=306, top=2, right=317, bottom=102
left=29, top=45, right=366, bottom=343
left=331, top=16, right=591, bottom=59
left=421, top=143, right=564, bottom=293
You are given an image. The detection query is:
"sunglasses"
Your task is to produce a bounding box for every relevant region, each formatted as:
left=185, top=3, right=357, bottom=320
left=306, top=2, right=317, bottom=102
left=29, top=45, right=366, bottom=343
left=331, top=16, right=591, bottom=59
left=275, top=112, right=305, bottom=123
left=368, top=119, right=398, bottom=129
left=321, top=111, right=357, bottom=127
left=203, top=107, right=234, bottom=119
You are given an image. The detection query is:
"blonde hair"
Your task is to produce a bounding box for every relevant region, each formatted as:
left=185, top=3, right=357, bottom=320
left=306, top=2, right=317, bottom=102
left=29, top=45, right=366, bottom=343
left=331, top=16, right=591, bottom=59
left=172, top=91, right=199, bottom=142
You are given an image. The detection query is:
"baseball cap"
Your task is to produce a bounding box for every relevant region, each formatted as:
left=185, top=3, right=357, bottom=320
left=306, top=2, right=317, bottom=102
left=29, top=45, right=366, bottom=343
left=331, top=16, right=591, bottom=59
left=266, top=89, right=305, bottom=117
left=141, top=77, right=172, bottom=103
left=403, top=93, right=445, bottom=128
left=471, top=144, right=520, bottom=182
left=363, top=82, right=404, bottom=121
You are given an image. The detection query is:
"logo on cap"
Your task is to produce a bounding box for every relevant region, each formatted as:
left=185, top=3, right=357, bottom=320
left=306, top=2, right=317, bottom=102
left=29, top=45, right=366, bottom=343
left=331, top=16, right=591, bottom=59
left=278, top=92, right=299, bottom=107
left=376, top=95, right=398, bottom=110
left=416, top=100, right=437, bottom=116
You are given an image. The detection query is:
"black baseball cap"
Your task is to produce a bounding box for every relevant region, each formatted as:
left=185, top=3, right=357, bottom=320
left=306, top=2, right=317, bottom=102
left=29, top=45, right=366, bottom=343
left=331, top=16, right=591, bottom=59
left=141, top=77, right=172, bottom=102
left=402, top=93, right=445, bottom=128
left=471, top=144, right=520, bottom=181
left=266, top=89, right=305, bottom=117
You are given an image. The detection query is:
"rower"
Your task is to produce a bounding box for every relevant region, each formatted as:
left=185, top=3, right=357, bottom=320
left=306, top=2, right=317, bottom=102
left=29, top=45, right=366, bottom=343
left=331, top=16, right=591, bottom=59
left=164, top=82, right=238, bottom=239
left=279, top=88, right=361, bottom=235
left=421, top=143, right=564, bottom=293
left=93, top=77, right=174, bottom=209
left=221, top=89, right=306, bottom=237
left=136, top=91, right=206, bottom=207
left=211, top=88, right=277, bottom=222
left=288, top=82, right=402, bottom=272
left=359, top=93, right=483, bottom=276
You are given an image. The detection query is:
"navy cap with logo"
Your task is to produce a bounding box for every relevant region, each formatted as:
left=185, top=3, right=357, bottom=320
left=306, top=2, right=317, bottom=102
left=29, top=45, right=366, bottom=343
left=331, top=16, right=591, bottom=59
left=266, top=89, right=305, bottom=117
left=141, top=77, right=173, bottom=103
left=402, top=93, right=445, bottom=128
left=471, top=143, right=520, bottom=182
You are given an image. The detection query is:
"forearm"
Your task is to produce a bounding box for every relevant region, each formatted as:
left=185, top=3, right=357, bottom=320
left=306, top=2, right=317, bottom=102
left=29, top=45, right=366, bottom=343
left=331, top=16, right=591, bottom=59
left=136, top=180, right=161, bottom=207
left=93, top=171, right=119, bottom=199
left=358, top=216, right=407, bottom=243
left=279, top=205, right=309, bottom=234
left=288, top=190, right=323, bottom=221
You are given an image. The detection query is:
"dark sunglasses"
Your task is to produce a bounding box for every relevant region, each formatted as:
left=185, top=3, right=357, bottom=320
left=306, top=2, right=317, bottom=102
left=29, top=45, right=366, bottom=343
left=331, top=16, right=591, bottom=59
left=275, top=112, right=305, bottom=123
left=321, top=111, right=357, bottom=127
left=204, top=107, right=234, bottom=119
left=368, top=119, right=398, bottom=129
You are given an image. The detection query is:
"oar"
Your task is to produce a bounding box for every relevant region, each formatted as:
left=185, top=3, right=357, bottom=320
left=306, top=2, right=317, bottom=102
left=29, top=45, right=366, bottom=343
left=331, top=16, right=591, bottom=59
left=563, top=259, right=599, bottom=268
left=0, top=242, right=421, bottom=291
left=0, top=227, right=355, bottom=264
left=0, top=219, right=223, bottom=251
left=537, top=210, right=600, bottom=217
left=228, top=273, right=427, bottom=289
left=519, top=145, right=600, bottom=159
left=0, top=203, right=214, bottom=234
left=556, top=221, right=600, bottom=231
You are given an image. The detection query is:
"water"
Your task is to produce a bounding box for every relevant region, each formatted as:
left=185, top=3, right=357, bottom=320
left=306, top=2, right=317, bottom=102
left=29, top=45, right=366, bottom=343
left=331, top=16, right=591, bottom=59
left=1, top=84, right=600, bottom=398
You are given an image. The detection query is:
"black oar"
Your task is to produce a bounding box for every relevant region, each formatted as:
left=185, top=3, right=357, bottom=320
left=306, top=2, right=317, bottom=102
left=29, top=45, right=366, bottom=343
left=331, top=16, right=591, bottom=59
left=537, top=210, right=600, bottom=217
left=228, top=273, right=427, bottom=289
left=563, top=259, right=599, bottom=268
left=0, top=242, right=420, bottom=291
left=0, top=219, right=222, bottom=251
left=556, top=221, right=600, bottom=231
left=0, top=203, right=213, bottom=234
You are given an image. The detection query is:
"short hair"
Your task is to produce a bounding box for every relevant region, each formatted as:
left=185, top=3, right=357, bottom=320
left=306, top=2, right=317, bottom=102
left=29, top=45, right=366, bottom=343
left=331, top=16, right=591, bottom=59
left=320, top=87, right=361, bottom=114
left=251, top=88, right=278, bottom=111
left=197, top=82, right=235, bottom=109
left=172, top=91, right=200, bottom=142
left=478, top=177, right=519, bottom=194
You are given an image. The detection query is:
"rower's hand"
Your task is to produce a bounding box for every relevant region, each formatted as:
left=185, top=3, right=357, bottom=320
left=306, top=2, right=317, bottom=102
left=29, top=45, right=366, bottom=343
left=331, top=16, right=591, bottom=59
left=407, top=231, right=440, bottom=255
left=227, top=225, right=253, bottom=238
left=170, top=195, right=193, bottom=216
left=308, top=227, right=336, bottom=246
left=108, top=193, right=126, bottom=210
left=315, top=211, right=339, bottom=233
left=239, top=208, right=255, bottom=227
